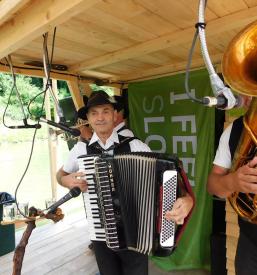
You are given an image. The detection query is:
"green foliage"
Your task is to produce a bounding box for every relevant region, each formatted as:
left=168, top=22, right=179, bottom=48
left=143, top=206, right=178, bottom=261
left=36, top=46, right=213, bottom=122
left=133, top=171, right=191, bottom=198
left=0, top=73, right=72, bottom=120
left=0, top=73, right=113, bottom=126
left=90, top=84, right=114, bottom=96
left=0, top=73, right=13, bottom=97
left=0, top=73, right=45, bottom=120
left=58, top=80, right=70, bottom=99
left=30, top=77, right=43, bottom=89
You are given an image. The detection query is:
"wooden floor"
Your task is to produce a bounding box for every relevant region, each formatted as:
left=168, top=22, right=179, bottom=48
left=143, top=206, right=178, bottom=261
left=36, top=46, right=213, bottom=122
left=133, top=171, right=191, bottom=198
left=0, top=207, right=210, bottom=275
left=0, top=208, right=98, bottom=275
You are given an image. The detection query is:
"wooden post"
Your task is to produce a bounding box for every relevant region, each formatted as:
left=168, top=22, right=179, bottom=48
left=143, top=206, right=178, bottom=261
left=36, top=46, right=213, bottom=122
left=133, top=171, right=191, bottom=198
left=12, top=207, right=64, bottom=275
left=225, top=115, right=240, bottom=275
left=226, top=202, right=239, bottom=275
left=44, top=78, right=58, bottom=200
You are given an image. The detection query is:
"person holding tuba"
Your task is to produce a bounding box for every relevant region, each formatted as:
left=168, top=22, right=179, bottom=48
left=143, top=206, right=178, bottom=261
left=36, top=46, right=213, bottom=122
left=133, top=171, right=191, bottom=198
left=207, top=17, right=257, bottom=274
left=207, top=95, right=257, bottom=275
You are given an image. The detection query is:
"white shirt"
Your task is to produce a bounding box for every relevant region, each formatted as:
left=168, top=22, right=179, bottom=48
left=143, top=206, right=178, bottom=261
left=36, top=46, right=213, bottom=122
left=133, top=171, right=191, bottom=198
left=63, top=130, right=151, bottom=173
left=114, top=121, right=134, bottom=137
left=213, top=123, right=233, bottom=169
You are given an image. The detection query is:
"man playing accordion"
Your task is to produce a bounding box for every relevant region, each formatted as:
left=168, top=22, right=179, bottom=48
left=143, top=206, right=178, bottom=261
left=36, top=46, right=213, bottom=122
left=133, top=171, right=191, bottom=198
left=56, top=91, right=194, bottom=275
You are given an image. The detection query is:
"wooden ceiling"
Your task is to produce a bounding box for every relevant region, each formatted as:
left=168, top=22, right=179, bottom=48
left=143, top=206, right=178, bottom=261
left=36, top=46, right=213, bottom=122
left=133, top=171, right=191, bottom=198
left=1, top=0, right=257, bottom=85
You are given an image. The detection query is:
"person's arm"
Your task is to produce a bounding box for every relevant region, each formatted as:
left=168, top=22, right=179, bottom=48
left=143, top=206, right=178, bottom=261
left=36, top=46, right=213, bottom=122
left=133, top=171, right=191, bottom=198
left=207, top=157, right=257, bottom=198
left=56, top=167, right=88, bottom=192
left=165, top=193, right=194, bottom=224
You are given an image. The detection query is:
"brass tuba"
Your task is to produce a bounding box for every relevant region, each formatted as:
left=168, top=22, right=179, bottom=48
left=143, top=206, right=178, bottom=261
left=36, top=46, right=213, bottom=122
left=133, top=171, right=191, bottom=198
left=222, top=20, right=257, bottom=223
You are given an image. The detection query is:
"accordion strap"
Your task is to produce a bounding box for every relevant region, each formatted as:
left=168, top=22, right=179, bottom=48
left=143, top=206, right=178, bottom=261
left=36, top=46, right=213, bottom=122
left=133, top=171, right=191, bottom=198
left=175, top=163, right=196, bottom=244
left=116, top=124, right=127, bottom=133
left=114, top=135, right=136, bottom=152
left=81, top=134, right=138, bottom=154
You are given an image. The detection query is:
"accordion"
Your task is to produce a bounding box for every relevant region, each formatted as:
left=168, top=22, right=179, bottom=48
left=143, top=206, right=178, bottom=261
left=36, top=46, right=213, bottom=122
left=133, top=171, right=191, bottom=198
left=78, top=152, right=193, bottom=256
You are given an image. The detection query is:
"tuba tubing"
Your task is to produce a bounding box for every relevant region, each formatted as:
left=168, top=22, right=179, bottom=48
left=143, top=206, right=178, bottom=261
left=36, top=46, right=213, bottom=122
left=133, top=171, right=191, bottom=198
left=231, top=98, right=257, bottom=171
left=226, top=86, right=257, bottom=223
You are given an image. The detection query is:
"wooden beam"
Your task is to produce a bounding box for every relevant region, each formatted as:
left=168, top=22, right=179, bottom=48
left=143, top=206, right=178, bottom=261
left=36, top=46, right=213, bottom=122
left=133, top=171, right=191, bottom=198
left=0, top=0, right=30, bottom=27
left=0, top=63, right=96, bottom=82
left=67, top=79, right=84, bottom=110
left=115, top=53, right=223, bottom=82
left=0, top=63, right=123, bottom=87
left=80, top=69, right=118, bottom=80
left=78, top=82, right=92, bottom=97
left=70, top=5, right=257, bottom=72
left=0, top=0, right=100, bottom=60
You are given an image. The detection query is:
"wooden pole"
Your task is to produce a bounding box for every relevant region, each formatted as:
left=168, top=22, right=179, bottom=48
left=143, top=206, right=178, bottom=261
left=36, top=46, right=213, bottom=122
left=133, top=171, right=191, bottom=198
left=12, top=207, right=64, bottom=275
left=12, top=220, right=36, bottom=275
left=44, top=78, right=58, bottom=200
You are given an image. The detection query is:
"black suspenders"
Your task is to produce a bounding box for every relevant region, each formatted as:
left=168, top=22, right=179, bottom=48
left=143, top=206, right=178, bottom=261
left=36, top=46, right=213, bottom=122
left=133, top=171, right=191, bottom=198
left=84, top=135, right=137, bottom=155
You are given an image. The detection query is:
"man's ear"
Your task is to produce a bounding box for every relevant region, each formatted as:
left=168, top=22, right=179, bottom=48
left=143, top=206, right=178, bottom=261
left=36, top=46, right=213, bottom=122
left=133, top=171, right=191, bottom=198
left=113, top=109, right=118, bottom=122
left=86, top=112, right=91, bottom=124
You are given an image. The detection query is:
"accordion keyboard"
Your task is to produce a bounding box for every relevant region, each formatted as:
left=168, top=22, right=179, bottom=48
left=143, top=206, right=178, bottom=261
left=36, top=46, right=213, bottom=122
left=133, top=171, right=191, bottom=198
left=95, top=159, right=119, bottom=250
left=78, top=156, right=106, bottom=242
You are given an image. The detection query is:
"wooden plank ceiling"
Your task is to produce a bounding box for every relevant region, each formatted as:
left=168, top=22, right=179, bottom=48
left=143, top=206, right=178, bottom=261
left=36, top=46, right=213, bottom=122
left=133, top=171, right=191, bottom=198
left=1, top=0, right=257, bottom=84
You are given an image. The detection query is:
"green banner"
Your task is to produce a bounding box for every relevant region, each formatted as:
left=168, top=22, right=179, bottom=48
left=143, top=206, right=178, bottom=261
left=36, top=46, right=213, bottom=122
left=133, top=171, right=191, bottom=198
left=128, top=69, right=215, bottom=271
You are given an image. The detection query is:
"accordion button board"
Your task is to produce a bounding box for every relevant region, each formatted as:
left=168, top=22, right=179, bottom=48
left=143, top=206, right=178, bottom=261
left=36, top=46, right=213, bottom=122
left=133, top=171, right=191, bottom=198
left=160, top=170, right=177, bottom=248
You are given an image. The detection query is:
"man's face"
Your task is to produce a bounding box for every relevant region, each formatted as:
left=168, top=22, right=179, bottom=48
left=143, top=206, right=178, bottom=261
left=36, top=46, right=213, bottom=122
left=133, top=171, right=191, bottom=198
left=87, top=104, right=117, bottom=136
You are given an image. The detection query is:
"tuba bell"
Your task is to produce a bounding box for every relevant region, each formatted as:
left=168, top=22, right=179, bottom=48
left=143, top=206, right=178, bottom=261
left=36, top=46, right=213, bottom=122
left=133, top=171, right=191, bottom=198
left=222, top=20, right=257, bottom=223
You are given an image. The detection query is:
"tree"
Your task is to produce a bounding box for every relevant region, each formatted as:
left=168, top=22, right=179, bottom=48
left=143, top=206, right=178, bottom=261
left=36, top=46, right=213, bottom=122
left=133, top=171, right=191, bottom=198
left=0, top=73, right=114, bottom=121
left=0, top=73, right=46, bottom=120
left=0, top=74, right=72, bottom=120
